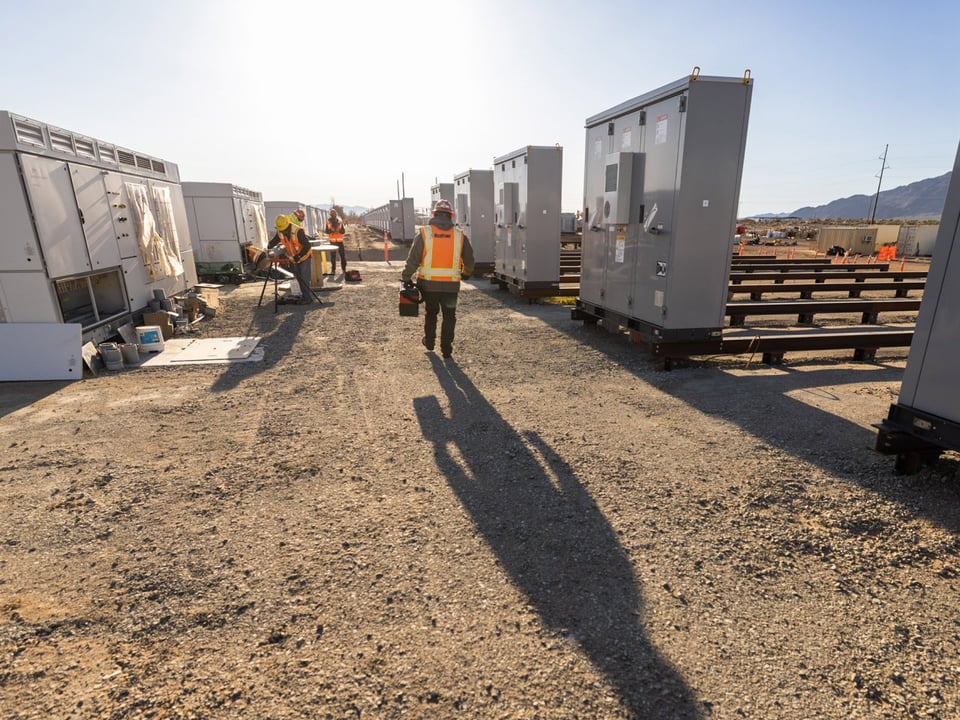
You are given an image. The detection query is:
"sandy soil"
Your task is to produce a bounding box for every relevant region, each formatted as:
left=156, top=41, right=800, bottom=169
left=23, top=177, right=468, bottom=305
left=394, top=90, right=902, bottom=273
left=1, top=227, right=957, bottom=719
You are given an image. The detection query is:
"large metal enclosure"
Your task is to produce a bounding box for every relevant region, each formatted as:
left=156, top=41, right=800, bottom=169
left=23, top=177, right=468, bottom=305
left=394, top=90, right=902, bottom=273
left=430, top=182, right=454, bottom=208
left=0, top=110, right=195, bottom=345
left=493, top=145, right=563, bottom=287
left=578, top=72, right=753, bottom=342
left=182, top=182, right=268, bottom=280
left=876, top=142, right=960, bottom=472
left=454, top=169, right=495, bottom=271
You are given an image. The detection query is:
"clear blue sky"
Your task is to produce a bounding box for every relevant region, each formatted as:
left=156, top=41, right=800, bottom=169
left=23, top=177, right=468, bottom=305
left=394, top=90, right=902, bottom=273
left=2, top=0, right=958, bottom=217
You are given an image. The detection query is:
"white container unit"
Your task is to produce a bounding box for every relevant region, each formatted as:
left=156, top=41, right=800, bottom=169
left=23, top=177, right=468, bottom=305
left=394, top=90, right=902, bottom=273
left=306, top=205, right=328, bottom=237
left=454, top=169, right=495, bottom=271
left=264, top=201, right=305, bottom=235
left=897, top=224, right=939, bottom=257
left=493, top=145, right=563, bottom=287
left=0, top=110, right=195, bottom=346
left=182, top=182, right=268, bottom=281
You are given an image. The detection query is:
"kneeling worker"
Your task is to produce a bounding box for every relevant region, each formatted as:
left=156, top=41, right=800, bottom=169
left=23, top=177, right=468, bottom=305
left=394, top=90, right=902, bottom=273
left=269, top=214, right=313, bottom=304
left=401, top=199, right=474, bottom=358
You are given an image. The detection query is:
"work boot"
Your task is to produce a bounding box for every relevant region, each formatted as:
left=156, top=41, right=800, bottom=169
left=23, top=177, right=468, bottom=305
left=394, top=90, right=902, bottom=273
left=422, top=337, right=435, bottom=352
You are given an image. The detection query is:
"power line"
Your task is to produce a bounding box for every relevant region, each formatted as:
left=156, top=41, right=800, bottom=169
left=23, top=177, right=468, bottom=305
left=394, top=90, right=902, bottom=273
left=869, top=144, right=890, bottom=222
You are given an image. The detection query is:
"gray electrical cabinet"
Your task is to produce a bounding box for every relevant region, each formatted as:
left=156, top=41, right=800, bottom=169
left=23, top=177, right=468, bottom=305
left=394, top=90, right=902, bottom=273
left=454, top=169, right=495, bottom=271
left=0, top=110, right=195, bottom=344
left=578, top=72, right=753, bottom=342
left=183, top=182, right=268, bottom=280
left=494, top=145, right=563, bottom=287
left=390, top=198, right=416, bottom=242
left=430, top=182, right=454, bottom=209
left=876, top=141, right=960, bottom=472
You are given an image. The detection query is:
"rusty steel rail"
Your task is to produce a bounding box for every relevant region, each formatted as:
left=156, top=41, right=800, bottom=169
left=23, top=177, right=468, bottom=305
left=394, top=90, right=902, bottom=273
left=730, top=269, right=927, bottom=284
left=726, top=298, right=922, bottom=326
left=728, top=279, right=926, bottom=300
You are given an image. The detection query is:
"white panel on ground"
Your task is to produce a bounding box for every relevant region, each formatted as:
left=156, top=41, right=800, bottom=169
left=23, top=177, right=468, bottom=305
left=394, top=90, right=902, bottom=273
left=0, top=323, right=82, bottom=381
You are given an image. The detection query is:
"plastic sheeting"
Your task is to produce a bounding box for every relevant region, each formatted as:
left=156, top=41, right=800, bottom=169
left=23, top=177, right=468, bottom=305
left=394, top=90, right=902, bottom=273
left=124, top=182, right=183, bottom=280
left=151, top=185, right=185, bottom=278
left=251, top=203, right=268, bottom=250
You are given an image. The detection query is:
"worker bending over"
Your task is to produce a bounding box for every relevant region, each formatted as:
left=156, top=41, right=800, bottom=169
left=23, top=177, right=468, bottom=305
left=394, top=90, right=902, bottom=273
left=268, top=215, right=313, bottom=304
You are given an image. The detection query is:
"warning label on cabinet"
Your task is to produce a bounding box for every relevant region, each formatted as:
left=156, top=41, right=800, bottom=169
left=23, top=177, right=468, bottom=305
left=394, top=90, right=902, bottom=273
left=615, top=234, right=625, bottom=263
left=655, top=114, right=668, bottom=145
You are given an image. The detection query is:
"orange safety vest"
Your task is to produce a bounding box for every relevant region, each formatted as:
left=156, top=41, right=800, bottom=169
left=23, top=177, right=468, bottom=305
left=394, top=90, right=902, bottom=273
left=326, top=219, right=345, bottom=244
left=280, top=228, right=311, bottom=263
left=419, top=225, right=463, bottom=282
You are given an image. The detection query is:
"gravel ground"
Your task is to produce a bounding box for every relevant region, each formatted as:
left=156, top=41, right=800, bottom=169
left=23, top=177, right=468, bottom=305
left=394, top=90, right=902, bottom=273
left=1, top=228, right=958, bottom=719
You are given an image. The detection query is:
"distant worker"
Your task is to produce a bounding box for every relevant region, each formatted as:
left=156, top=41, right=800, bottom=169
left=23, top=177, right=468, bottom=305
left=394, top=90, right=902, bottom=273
left=325, top=208, right=347, bottom=276
left=401, top=199, right=474, bottom=359
left=268, top=214, right=313, bottom=304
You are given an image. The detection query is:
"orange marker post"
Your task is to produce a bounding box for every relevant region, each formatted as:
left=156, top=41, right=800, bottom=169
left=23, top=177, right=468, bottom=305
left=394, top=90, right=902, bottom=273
left=383, top=231, right=389, bottom=263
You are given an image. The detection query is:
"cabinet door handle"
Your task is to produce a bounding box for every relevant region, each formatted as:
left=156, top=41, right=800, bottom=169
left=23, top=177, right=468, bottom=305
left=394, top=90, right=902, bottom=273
left=78, top=208, right=85, bottom=224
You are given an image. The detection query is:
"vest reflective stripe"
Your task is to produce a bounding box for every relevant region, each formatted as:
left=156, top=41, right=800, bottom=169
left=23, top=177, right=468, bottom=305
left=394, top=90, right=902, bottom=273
left=420, top=225, right=462, bottom=282
left=326, top=219, right=344, bottom=243
left=280, top=230, right=311, bottom=263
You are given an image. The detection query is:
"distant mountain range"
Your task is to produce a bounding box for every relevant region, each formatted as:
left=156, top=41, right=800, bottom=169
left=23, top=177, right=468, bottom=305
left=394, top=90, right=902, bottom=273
left=754, top=172, right=951, bottom=221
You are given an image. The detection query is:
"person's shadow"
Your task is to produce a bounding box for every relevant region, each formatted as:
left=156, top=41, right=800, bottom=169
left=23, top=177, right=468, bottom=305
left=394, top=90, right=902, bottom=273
left=414, top=356, right=702, bottom=719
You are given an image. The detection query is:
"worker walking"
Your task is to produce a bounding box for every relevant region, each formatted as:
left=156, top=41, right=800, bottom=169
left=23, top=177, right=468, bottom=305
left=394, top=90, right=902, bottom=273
left=401, top=199, right=474, bottom=359
left=268, top=215, right=313, bottom=304
left=325, top=208, right=347, bottom=276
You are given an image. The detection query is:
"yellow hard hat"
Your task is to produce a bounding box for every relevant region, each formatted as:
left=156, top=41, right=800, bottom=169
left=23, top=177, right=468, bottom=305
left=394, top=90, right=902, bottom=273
left=275, top=214, right=291, bottom=231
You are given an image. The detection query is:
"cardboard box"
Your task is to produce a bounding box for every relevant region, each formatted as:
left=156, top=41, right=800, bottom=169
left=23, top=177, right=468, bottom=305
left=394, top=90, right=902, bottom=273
left=198, top=287, right=219, bottom=310
left=142, top=311, right=175, bottom=340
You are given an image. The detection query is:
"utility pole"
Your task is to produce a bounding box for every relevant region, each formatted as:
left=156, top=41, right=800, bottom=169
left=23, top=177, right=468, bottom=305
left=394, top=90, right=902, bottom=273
left=870, top=144, right=889, bottom=223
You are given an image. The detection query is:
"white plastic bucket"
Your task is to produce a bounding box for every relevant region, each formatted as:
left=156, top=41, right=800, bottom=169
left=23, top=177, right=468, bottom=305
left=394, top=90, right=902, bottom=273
left=120, top=343, right=140, bottom=365
left=98, top=342, right=124, bottom=370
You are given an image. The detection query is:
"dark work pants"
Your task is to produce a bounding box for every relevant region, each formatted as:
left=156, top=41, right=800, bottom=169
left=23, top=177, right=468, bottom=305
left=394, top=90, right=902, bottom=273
left=331, top=243, right=346, bottom=273
left=422, top=290, right=459, bottom=353
left=291, top=256, right=312, bottom=299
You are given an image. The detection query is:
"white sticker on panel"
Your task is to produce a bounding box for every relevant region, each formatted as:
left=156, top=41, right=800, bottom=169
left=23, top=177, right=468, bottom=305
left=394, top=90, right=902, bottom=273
left=655, top=115, right=668, bottom=145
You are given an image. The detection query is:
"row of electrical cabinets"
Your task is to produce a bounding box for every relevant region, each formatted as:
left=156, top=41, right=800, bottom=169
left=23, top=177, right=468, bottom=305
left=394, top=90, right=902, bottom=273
left=264, top=201, right=327, bottom=239
left=431, top=149, right=562, bottom=283
left=360, top=198, right=416, bottom=241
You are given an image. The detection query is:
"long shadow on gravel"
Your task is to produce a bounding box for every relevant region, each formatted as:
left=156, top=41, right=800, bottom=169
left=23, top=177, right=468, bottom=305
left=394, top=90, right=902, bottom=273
left=479, top=288, right=960, bottom=534
left=414, top=356, right=703, bottom=720
left=209, top=305, right=306, bottom=393
left=658, top=362, right=960, bottom=535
